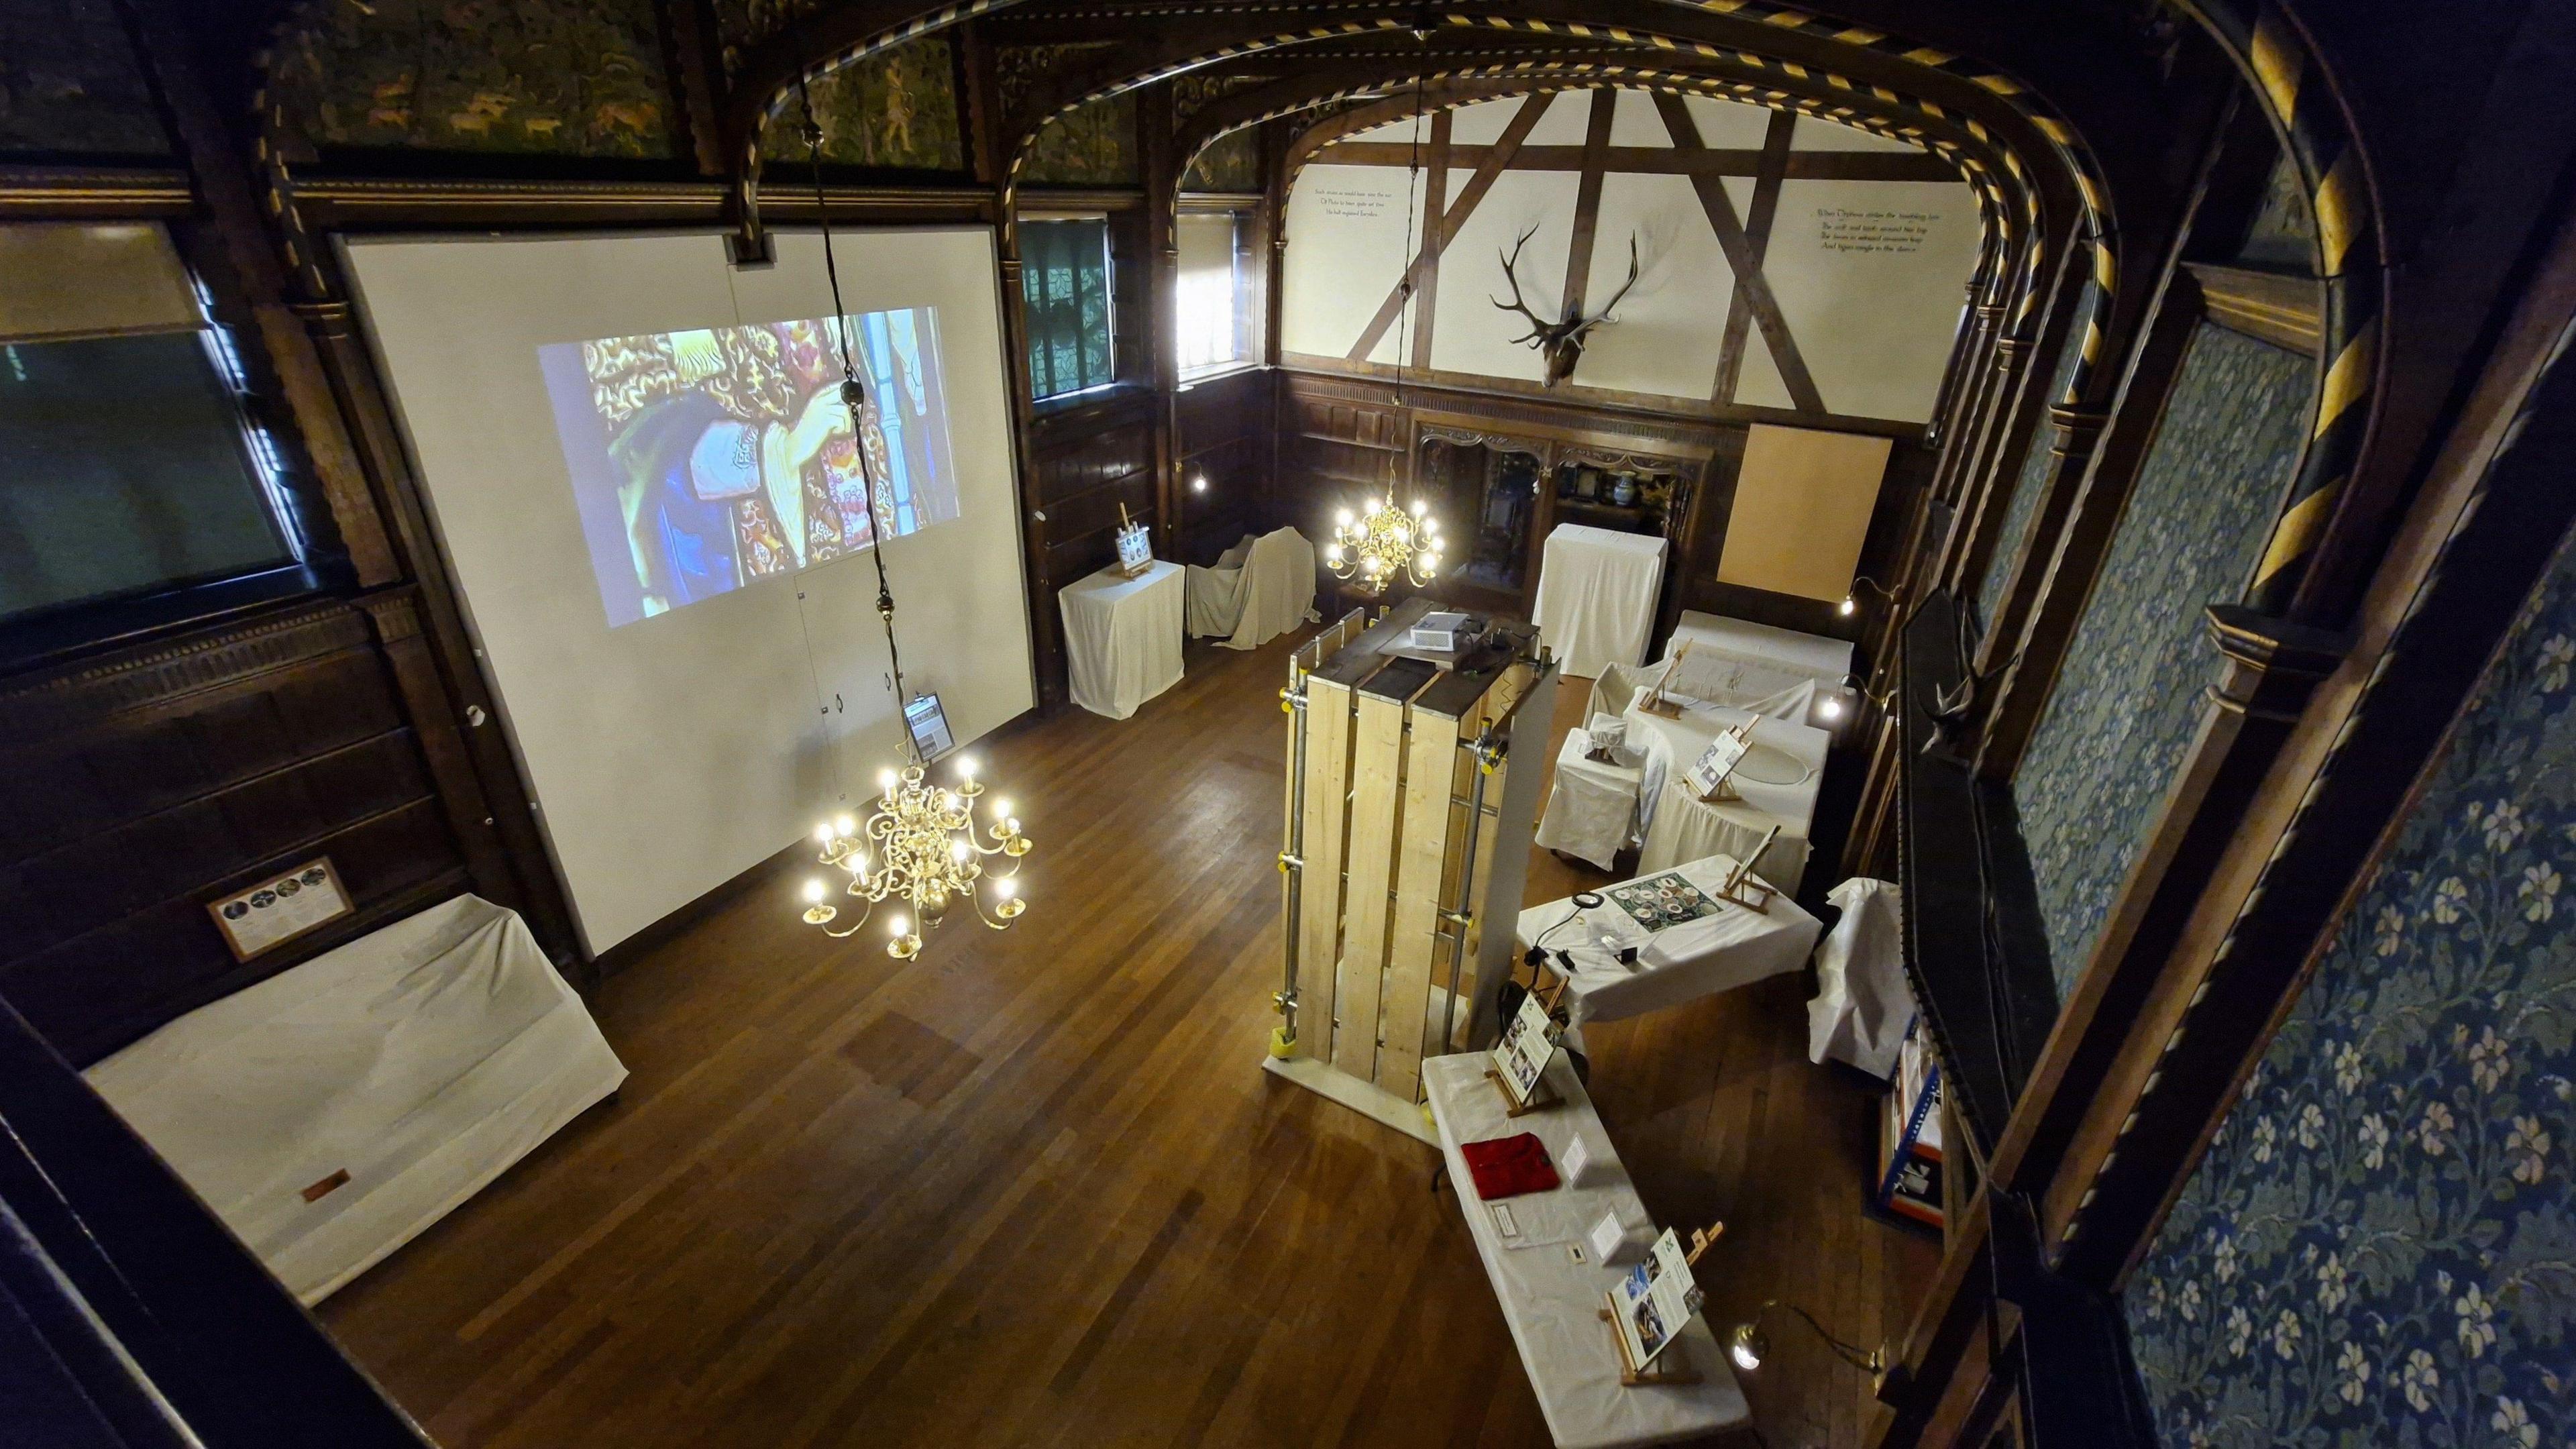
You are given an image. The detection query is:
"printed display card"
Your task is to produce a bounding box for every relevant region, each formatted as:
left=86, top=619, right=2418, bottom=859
left=1491, top=991, right=1561, bottom=1108
left=1611, top=1228, right=1707, bottom=1372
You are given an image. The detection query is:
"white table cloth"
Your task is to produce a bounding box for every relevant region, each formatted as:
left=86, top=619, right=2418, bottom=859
left=1059, top=559, right=1185, bottom=719
left=1532, top=525, right=1668, bottom=680
left=1535, top=729, right=1645, bottom=871
left=1661, top=612, right=1856, bottom=735
left=85, top=896, right=625, bottom=1304
left=1515, top=853, right=1824, bottom=1026
left=1626, top=700, right=1830, bottom=892
left=1423, top=1052, right=1748, bottom=1448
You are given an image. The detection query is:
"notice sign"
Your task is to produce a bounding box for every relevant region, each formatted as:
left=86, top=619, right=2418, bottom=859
left=208, top=857, right=353, bottom=961
left=1817, top=209, right=1937, bottom=256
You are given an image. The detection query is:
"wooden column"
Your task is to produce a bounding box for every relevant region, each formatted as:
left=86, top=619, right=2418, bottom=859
left=1143, top=82, right=1181, bottom=557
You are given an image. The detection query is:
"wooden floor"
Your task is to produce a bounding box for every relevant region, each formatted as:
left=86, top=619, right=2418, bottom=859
left=321, top=629, right=1934, bottom=1449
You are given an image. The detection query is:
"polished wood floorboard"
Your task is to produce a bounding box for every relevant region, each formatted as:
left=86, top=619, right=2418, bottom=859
left=321, top=631, right=1935, bottom=1448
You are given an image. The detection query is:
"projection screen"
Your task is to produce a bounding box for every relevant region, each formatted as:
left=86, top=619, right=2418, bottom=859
left=345, top=228, right=1033, bottom=954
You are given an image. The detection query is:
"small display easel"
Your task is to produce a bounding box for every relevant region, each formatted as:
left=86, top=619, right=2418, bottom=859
left=1684, top=720, right=1756, bottom=804
left=1634, top=643, right=1693, bottom=718
left=1598, top=1222, right=1726, bottom=1385
left=1485, top=991, right=1564, bottom=1116
left=1112, top=503, right=1153, bottom=578
left=1715, top=826, right=1781, bottom=914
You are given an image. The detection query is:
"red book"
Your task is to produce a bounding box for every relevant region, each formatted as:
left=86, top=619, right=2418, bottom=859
left=1460, top=1132, right=1560, bottom=1199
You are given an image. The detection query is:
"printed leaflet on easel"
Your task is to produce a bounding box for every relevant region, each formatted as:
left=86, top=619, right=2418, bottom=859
left=1684, top=724, right=1754, bottom=800
left=1492, top=992, right=1560, bottom=1109
left=1611, top=1228, right=1707, bottom=1371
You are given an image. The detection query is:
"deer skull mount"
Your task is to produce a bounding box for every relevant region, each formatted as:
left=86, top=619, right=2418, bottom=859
left=1491, top=226, right=1643, bottom=388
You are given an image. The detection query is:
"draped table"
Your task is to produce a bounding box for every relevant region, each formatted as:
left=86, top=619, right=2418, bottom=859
left=1625, top=697, right=1829, bottom=894
left=1057, top=559, right=1185, bottom=719
left=1514, top=851, right=1824, bottom=1027
left=1532, top=524, right=1668, bottom=680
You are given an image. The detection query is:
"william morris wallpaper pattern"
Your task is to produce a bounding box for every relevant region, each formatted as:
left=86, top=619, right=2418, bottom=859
left=2012, top=322, right=2314, bottom=997
left=1975, top=280, right=2098, bottom=635
left=2127, top=517, right=2576, bottom=1449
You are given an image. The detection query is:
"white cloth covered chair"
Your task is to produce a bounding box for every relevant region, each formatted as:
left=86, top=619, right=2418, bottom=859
left=1808, top=877, right=1910, bottom=1077
left=1534, top=723, right=1644, bottom=870
left=1184, top=526, right=1316, bottom=649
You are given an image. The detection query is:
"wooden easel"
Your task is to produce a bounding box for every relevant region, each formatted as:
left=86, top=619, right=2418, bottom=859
left=1634, top=643, right=1691, bottom=718
left=1112, top=503, right=1153, bottom=579
left=1714, top=828, right=1780, bottom=914
left=1684, top=720, right=1756, bottom=805
left=1597, top=1221, right=1725, bottom=1386
left=1485, top=1063, right=1562, bottom=1116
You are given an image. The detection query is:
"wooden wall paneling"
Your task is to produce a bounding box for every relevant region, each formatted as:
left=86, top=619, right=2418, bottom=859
left=657, top=0, right=728, bottom=176
left=1331, top=689, right=1407, bottom=1081
left=993, top=236, right=1057, bottom=712
left=1174, top=369, right=1267, bottom=561
left=1025, top=392, right=1158, bottom=705
left=1944, top=253, right=2090, bottom=602
left=1295, top=675, right=1355, bottom=1063
left=1374, top=696, right=1462, bottom=1102
left=0, top=601, right=470, bottom=1063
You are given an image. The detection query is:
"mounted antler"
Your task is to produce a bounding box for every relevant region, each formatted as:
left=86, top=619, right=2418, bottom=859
left=1491, top=229, right=1643, bottom=388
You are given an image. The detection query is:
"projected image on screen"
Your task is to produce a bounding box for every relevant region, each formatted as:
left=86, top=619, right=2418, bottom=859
left=539, top=309, right=959, bottom=627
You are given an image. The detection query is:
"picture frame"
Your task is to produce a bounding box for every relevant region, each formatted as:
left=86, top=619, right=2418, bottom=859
left=207, top=857, right=354, bottom=963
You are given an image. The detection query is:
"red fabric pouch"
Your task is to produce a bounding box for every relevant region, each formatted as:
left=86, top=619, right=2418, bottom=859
left=1460, top=1132, right=1560, bottom=1199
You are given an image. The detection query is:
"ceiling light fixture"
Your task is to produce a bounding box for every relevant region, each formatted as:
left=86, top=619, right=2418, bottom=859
left=786, top=52, right=1032, bottom=959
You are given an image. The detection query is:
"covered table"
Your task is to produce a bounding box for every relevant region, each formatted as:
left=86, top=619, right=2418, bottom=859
left=1532, top=525, right=1668, bottom=680
left=1423, top=1051, right=1748, bottom=1447
left=1534, top=729, right=1644, bottom=871
left=1058, top=559, right=1185, bottom=719
left=1515, top=852, right=1823, bottom=1026
left=1660, top=611, right=1856, bottom=735
left=85, top=895, right=626, bottom=1304
left=1626, top=699, right=1829, bottom=893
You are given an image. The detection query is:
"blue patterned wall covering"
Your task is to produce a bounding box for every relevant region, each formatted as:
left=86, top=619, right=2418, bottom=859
left=1975, top=281, right=2099, bottom=634
left=2127, top=519, right=2576, bottom=1449
left=2012, top=323, right=2314, bottom=997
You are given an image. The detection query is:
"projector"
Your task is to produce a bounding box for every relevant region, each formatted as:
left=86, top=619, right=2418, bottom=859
left=1408, top=612, right=1479, bottom=651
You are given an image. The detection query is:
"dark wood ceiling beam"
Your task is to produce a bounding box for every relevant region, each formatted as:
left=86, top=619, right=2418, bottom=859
left=1652, top=91, right=1824, bottom=414
left=1712, top=107, right=1798, bottom=405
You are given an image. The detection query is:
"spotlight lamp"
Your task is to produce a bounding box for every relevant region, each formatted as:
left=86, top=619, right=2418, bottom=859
left=1727, top=1299, right=1886, bottom=1379
left=1839, top=575, right=1897, bottom=619
left=1815, top=672, right=1891, bottom=724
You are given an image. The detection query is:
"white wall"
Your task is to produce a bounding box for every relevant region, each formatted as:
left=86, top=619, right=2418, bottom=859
left=343, top=227, right=1032, bottom=954
left=1283, top=90, right=1983, bottom=423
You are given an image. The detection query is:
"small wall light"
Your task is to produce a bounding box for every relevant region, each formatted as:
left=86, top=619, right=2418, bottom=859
left=1191, top=474, right=1208, bottom=493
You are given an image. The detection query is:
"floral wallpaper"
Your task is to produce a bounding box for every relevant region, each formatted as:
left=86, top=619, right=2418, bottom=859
left=0, top=0, right=168, bottom=156
left=1175, top=72, right=1266, bottom=192
left=2012, top=322, right=2315, bottom=998
left=764, top=35, right=963, bottom=170
left=1021, top=93, right=1138, bottom=186
left=1184, top=129, right=1260, bottom=192
left=2127, top=517, right=2576, bottom=1449
left=1974, top=280, right=2100, bottom=635
left=269, top=0, right=673, bottom=158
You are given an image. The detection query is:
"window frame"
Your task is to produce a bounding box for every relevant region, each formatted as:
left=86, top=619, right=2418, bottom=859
left=1173, top=203, right=1263, bottom=384
left=1018, top=215, right=1121, bottom=404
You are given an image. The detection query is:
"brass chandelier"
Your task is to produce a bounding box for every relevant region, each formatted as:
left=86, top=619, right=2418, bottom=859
left=803, top=758, right=1029, bottom=959
left=1328, top=499, right=1442, bottom=591
left=790, top=55, right=1032, bottom=959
